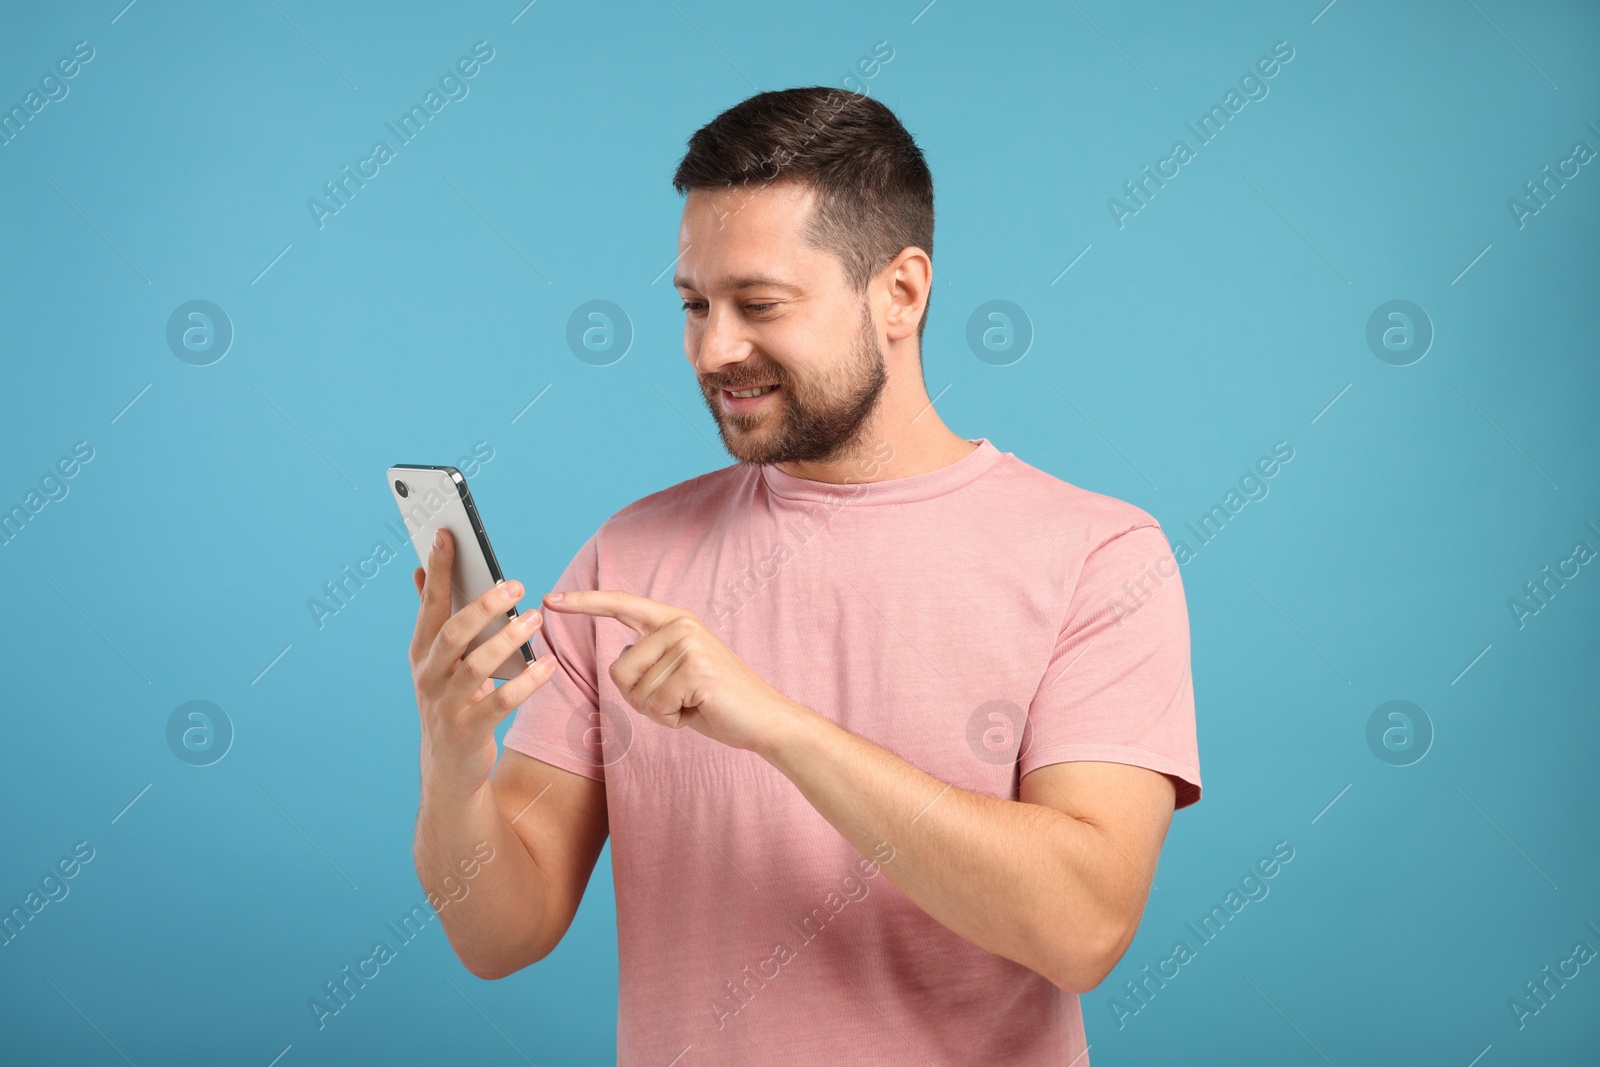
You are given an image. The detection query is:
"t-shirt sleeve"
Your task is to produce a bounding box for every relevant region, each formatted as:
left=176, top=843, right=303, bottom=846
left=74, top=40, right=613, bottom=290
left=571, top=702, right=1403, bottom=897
left=500, top=530, right=610, bottom=782
left=1020, top=521, right=1202, bottom=810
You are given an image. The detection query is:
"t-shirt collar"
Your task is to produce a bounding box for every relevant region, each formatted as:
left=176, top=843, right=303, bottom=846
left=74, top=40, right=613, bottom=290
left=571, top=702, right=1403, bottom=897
left=758, top=438, right=1003, bottom=507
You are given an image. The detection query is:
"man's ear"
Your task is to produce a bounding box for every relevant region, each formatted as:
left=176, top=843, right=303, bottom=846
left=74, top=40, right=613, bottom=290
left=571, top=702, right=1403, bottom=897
left=883, top=246, right=931, bottom=343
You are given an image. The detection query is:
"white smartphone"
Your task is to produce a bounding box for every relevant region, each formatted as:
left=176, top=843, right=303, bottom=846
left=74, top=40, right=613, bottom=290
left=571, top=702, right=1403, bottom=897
left=387, top=464, right=535, bottom=681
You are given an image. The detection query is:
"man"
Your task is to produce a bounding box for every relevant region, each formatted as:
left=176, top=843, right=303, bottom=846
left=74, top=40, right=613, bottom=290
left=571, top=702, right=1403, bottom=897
left=408, top=86, right=1201, bottom=1065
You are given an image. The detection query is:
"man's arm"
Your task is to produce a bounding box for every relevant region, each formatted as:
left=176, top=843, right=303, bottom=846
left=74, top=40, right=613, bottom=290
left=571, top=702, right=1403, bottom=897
left=537, top=587, right=1182, bottom=993
left=415, top=751, right=608, bottom=979
left=407, top=531, right=608, bottom=980
left=758, top=714, right=1175, bottom=993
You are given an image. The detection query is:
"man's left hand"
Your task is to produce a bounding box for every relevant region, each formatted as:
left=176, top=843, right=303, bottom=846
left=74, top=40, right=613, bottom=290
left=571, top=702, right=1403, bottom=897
left=541, top=589, right=806, bottom=754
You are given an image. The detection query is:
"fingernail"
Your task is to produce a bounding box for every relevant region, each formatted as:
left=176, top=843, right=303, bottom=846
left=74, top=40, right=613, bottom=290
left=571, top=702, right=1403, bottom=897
left=507, top=581, right=523, bottom=598
left=546, top=591, right=564, bottom=603
left=433, top=529, right=445, bottom=548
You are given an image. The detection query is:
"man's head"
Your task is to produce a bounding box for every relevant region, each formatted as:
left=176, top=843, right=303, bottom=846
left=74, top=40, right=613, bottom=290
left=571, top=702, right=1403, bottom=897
left=671, top=87, right=934, bottom=466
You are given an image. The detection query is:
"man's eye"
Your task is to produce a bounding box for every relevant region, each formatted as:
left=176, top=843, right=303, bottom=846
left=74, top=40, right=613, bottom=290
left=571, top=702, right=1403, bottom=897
left=679, top=301, right=775, bottom=314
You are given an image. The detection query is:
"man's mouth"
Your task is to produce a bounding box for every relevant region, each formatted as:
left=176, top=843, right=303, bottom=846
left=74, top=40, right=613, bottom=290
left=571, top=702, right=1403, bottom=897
left=721, top=383, right=781, bottom=411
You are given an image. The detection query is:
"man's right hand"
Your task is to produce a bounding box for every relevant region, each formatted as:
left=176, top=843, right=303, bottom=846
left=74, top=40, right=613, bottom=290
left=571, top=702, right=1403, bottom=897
left=409, top=528, right=558, bottom=802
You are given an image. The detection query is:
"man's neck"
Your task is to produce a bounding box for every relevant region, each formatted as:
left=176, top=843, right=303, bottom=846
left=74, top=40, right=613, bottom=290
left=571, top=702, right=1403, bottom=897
left=771, top=382, right=977, bottom=485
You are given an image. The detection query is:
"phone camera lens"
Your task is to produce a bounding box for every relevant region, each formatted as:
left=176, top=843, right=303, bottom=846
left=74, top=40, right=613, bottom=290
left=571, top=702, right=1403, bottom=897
left=394, top=479, right=409, bottom=498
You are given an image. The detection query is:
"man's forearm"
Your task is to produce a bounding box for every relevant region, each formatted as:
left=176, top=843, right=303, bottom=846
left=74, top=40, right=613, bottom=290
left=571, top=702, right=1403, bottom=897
left=413, top=783, right=551, bottom=979
left=757, top=704, right=1125, bottom=992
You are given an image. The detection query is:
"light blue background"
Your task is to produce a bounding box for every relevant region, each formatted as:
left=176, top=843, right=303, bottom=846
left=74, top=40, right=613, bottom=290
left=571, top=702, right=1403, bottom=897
left=2, top=0, right=1597, bottom=1064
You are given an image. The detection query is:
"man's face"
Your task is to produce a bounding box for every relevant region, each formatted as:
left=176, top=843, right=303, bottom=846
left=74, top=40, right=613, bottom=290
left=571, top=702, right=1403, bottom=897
left=675, top=181, right=887, bottom=466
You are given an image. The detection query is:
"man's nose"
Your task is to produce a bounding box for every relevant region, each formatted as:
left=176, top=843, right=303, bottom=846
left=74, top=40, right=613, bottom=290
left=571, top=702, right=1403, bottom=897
left=691, top=304, right=753, bottom=376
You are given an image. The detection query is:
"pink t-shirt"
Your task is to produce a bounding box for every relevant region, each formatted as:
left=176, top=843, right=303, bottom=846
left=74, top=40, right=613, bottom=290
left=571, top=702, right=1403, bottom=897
left=503, top=437, right=1201, bottom=1065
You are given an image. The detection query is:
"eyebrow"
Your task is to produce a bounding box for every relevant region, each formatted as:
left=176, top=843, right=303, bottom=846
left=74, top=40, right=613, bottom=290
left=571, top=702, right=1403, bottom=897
left=673, top=274, right=803, bottom=294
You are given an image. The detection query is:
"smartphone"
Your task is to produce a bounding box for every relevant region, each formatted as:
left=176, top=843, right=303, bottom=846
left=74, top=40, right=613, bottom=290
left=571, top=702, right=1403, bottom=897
left=387, top=464, right=534, bottom=681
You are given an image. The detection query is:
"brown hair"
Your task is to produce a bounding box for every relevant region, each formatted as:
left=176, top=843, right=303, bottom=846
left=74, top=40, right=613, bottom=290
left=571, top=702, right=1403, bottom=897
left=672, top=86, right=935, bottom=346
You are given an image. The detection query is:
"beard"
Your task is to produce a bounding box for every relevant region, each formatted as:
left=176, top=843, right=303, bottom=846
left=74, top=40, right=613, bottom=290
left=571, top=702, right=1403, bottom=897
left=697, top=299, right=888, bottom=467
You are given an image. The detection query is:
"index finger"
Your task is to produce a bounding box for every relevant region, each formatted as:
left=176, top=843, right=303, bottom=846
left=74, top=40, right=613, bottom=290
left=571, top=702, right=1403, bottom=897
left=409, top=528, right=455, bottom=662
left=431, top=577, right=526, bottom=676
left=543, top=589, right=683, bottom=635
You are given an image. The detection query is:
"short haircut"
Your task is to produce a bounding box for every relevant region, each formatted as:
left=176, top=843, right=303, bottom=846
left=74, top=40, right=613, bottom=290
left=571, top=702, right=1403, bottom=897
left=672, top=86, right=935, bottom=346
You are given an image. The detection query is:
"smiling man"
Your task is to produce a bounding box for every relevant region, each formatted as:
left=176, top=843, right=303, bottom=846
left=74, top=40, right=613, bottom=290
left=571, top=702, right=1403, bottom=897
left=408, top=86, right=1201, bottom=1065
